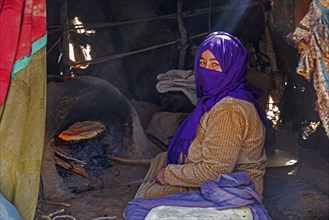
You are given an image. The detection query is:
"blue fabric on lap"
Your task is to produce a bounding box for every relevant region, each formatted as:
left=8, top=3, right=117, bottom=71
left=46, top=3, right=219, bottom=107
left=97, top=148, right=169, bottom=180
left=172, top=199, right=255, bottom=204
left=125, top=172, right=271, bottom=220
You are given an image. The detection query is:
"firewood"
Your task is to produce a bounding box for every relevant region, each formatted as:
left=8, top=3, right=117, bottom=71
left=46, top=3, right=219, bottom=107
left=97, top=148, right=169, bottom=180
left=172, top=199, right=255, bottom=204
left=54, top=146, right=86, bottom=165
left=54, top=156, right=72, bottom=170
left=54, top=156, right=88, bottom=177
left=40, top=200, right=71, bottom=207
left=71, top=163, right=88, bottom=177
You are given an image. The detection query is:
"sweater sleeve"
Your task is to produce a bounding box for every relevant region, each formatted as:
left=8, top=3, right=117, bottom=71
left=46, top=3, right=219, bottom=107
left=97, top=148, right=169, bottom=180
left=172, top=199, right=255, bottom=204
left=164, top=103, right=247, bottom=187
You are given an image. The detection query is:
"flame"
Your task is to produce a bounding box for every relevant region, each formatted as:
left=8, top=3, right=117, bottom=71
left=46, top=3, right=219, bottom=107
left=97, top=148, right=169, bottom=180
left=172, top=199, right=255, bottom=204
left=266, top=95, right=280, bottom=126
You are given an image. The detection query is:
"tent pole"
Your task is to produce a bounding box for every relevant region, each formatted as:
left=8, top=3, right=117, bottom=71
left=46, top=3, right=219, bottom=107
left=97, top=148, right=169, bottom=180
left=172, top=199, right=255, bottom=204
left=59, top=0, right=70, bottom=70
left=177, top=0, right=189, bottom=69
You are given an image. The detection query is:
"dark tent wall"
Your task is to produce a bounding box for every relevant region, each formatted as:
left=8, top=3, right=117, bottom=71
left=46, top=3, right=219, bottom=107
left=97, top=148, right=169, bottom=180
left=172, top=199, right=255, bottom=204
left=67, top=0, right=177, bottom=102
left=46, top=0, right=268, bottom=104
left=47, top=0, right=178, bottom=102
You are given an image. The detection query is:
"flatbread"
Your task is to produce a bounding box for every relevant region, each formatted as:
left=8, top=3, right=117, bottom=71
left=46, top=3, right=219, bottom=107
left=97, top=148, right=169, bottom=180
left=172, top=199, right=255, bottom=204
left=58, top=121, right=106, bottom=141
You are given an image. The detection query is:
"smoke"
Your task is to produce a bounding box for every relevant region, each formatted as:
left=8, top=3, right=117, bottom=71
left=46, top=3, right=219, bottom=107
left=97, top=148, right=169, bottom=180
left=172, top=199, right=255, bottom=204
left=211, top=0, right=252, bottom=34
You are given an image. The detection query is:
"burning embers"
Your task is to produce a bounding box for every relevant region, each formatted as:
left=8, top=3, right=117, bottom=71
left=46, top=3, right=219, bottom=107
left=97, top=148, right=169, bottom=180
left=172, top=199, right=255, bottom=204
left=53, top=120, right=114, bottom=178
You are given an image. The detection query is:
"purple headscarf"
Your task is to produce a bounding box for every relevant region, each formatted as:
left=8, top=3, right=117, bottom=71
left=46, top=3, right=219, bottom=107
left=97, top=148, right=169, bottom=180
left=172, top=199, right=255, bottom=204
left=166, top=31, right=268, bottom=164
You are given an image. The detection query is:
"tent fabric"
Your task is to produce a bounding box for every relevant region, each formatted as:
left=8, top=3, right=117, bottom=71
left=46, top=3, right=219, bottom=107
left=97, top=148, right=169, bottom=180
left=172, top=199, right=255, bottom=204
left=0, top=0, right=47, bottom=219
left=0, top=0, right=46, bottom=106
left=0, top=47, right=47, bottom=220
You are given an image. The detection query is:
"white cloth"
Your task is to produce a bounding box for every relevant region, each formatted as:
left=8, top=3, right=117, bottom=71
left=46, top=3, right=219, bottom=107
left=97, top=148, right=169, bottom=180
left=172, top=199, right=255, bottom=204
left=156, top=69, right=197, bottom=106
left=145, top=205, right=253, bottom=220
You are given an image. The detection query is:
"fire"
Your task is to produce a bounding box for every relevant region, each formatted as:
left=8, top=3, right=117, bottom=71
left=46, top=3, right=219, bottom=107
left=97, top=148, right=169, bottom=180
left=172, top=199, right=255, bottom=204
left=266, top=95, right=280, bottom=126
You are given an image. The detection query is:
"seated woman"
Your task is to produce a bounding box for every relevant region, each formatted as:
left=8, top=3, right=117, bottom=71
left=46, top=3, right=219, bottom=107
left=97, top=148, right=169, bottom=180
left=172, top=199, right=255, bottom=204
left=135, top=31, right=268, bottom=199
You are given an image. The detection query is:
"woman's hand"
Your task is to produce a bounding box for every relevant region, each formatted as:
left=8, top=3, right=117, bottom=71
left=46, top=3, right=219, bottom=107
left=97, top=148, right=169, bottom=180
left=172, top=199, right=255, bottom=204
left=156, top=168, right=167, bottom=185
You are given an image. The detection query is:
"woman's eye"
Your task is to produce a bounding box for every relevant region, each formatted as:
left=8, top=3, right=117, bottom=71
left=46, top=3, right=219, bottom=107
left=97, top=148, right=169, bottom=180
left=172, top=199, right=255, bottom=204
left=212, top=62, right=219, bottom=67
left=200, top=61, right=206, bottom=66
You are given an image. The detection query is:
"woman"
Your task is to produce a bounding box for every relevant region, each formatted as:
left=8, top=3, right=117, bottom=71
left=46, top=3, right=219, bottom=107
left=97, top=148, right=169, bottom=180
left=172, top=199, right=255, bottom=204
left=135, top=31, right=268, bottom=199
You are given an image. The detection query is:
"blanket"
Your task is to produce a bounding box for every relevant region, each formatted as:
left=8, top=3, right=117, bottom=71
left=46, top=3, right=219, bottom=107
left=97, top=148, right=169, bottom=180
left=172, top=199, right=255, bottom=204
left=125, top=172, right=271, bottom=220
left=156, top=70, right=197, bottom=106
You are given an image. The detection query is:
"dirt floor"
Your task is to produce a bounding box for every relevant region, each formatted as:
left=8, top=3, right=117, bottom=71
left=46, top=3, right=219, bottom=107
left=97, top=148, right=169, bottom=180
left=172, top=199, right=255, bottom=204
left=271, top=125, right=329, bottom=195
left=35, top=160, right=150, bottom=220
left=34, top=101, right=329, bottom=220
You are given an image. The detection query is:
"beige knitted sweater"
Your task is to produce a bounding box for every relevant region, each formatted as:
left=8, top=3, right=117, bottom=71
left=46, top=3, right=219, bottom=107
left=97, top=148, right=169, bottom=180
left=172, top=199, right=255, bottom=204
left=164, top=97, right=267, bottom=196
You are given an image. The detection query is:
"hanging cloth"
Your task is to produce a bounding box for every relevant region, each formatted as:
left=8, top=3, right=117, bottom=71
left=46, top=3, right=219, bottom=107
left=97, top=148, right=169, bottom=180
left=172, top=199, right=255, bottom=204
left=290, top=0, right=329, bottom=137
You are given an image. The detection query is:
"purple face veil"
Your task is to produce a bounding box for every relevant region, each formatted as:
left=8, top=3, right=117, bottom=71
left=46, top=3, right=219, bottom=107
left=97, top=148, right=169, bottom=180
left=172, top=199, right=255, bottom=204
left=166, top=31, right=269, bottom=165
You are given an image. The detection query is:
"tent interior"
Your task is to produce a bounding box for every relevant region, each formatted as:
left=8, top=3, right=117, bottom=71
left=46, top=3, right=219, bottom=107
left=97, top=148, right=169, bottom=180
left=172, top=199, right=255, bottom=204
left=1, top=0, right=328, bottom=219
